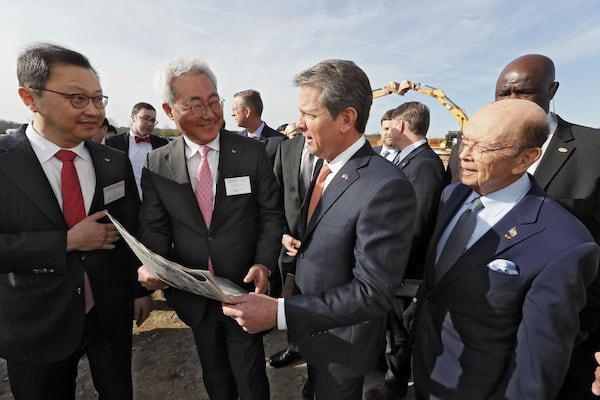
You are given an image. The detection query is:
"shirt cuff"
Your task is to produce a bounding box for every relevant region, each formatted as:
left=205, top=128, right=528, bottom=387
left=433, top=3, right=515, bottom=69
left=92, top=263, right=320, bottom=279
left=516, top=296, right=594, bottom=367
left=277, top=298, right=288, bottom=330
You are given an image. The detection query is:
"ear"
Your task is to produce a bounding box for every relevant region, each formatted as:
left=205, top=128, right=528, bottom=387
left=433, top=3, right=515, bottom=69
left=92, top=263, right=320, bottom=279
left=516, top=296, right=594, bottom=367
left=18, top=87, right=38, bottom=113
left=549, top=81, right=559, bottom=99
left=162, top=103, right=174, bottom=121
left=513, top=147, right=542, bottom=174
left=244, top=106, right=252, bottom=119
left=338, top=107, right=358, bottom=133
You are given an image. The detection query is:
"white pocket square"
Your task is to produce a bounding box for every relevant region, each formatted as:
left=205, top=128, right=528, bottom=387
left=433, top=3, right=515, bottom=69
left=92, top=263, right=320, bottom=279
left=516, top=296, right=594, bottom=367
left=487, top=259, right=519, bottom=275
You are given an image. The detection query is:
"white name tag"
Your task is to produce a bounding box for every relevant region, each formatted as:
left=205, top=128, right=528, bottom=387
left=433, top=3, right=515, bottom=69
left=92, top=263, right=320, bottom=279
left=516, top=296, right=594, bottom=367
left=103, top=180, right=126, bottom=205
left=225, top=176, right=251, bottom=196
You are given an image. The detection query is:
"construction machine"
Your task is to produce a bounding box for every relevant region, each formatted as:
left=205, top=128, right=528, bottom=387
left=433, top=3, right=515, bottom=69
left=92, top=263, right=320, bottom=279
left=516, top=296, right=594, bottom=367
left=372, top=80, right=468, bottom=149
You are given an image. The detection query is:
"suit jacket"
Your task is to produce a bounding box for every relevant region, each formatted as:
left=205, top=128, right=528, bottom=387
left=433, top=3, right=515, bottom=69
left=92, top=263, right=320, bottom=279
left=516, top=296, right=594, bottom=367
left=240, top=123, right=287, bottom=164
left=137, top=132, right=284, bottom=327
left=284, top=142, right=417, bottom=377
left=272, top=137, right=306, bottom=268
left=412, top=181, right=600, bottom=400
left=394, top=143, right=448, bottom=279
left=0, top=125, right=144, bottom=363
left=447, top=116, right=600, bottom=332
left=105, top=131, right=169, bottom=153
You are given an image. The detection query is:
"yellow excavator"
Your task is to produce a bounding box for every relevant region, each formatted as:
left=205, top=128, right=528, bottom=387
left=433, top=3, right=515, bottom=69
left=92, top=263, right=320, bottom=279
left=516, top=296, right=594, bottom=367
left=372, top=80, right=468, bottom=149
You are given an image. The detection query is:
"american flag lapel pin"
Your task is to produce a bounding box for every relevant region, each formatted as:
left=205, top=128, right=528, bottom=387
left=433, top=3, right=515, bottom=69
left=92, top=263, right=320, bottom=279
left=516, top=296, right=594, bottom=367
left=504, top=227, right=518, bottom=239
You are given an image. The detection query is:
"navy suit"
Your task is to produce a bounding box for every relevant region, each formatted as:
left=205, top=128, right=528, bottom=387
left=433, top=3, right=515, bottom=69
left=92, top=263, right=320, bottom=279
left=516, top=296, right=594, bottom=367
left=448, top=116, right=600, bottom=397
left=0, top=125, right=145, bottom=397
left=138, top=132, right=284, bottom=400
left=412, top=181, right=600, bottom=400
left=284, top=142, right=416, bottom=397
left=239, top=123, right=287, bottom=164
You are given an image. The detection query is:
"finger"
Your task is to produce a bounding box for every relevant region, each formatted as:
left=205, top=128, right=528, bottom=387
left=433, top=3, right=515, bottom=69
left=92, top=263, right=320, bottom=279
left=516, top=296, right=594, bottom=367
left=595, top=352, right=600, bottom=364
left=88, top=210, right=109, bottom=222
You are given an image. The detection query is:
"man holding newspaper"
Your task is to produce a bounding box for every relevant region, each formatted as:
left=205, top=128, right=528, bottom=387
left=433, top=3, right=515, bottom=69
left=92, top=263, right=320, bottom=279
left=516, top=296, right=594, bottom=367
left=136, top=57, right=284, bottom=400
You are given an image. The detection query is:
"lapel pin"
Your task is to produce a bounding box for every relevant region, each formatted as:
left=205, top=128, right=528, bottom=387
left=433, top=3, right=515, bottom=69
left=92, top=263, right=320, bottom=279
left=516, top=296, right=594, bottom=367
left=558, top=147, right=568, bottom=153
left=104, top=157, right=111, bottom=162
left=231, top=149, right=237, bottom=154
left=504, top=227, right=518, bottom=239
left=341, top=174, right=348, bottom=180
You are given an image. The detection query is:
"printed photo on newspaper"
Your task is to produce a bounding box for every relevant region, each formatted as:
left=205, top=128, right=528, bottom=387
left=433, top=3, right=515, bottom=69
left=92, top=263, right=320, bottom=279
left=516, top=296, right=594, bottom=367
left=106, top=213, right=247, bottom=302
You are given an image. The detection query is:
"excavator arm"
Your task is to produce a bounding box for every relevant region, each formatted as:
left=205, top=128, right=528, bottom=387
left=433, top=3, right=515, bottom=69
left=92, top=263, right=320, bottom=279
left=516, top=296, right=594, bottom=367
left=373, top=80, right=468, bottom=131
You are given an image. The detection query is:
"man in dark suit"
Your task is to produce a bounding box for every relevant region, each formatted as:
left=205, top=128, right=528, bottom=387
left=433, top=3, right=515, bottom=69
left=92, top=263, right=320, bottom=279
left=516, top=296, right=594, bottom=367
left=412, top=99, right=599, bottom=399
left=136, top=57, right=284, bottom=400
left=268, top=135, right=316, bottom=397
left=448, top=54, right=600, bottom=398
left=366, top=102, right=447, bottom=400
left=231, top=89, right=287, bottom=163
left=105, top=102, right=169, bottom=197
left=371, top=108, right=398, bottom=161
left=0, top=43, right=151, bottom=399
left=223, top=59, right=417, bottom=400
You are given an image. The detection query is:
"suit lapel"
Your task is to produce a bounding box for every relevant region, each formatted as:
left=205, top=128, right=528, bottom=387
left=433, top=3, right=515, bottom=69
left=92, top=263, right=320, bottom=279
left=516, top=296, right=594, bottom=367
left=533, top=118, right=574, bottom=190
left=0, top=128, right=65, bottom=227
left=397, top=145, right=426, bottom=169
left=211, top=132, right=243, bottom=229
left=433, top=185, right=545, bottom=289
left=303, top=143, right=371, bottom=238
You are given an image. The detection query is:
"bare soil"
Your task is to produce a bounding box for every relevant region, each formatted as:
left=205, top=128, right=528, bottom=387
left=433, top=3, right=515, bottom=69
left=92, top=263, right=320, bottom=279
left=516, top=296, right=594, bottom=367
left=0, top=294, right=414, bottom=399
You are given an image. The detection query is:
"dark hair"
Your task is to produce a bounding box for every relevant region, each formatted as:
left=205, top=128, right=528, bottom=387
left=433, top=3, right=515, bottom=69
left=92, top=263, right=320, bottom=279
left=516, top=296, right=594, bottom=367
left=101, top=117, right=109, bottom=127
left=276, top=123, right=289, bottom=133
left=131, top=102, right=156, bottom=115
left=380, top=108, right=394, bottom=124
left=391, top=102, right=430, bottom=137
left=17, top=42, right=97, bottom=93
left=294, top=59, right=372, bottom=133
left=107, top=124, right=118, bottom=134
left=233, top=89, right=263, bottom=117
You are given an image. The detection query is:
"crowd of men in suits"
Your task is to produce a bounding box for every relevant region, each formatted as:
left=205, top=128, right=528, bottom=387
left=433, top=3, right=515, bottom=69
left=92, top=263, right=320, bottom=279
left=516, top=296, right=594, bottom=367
left=2, top=41, right=600, bottom=400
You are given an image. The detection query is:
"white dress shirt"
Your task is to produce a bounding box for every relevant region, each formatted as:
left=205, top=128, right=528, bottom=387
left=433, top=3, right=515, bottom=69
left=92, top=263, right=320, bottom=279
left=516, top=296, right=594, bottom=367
left=182, top=133, right=220, bottom=206
left=128, top=131, right=153, bottom=197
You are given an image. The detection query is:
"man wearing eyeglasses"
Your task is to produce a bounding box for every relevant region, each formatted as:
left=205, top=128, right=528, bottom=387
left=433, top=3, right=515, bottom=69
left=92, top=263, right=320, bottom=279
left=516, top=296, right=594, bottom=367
left=105, top=102, right=169, bottom=197
left=411, top=99, right=599, bottom=400
left=136, top=57, right=284, bottom=400
left=232, top=89, right=287, bottom=164
left=0, top=43, right=152, bottom=399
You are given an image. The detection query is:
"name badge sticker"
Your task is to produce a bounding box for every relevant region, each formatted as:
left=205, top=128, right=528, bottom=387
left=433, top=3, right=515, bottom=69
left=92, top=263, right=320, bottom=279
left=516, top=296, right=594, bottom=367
left=225, top=176, right=252, bottom=196
left=103, top=180, right=126, bottom=205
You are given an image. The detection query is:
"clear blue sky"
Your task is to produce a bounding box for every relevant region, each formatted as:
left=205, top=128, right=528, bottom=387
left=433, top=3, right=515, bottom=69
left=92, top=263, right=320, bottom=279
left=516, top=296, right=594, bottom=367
left=1, top=0, right=599, bottom=137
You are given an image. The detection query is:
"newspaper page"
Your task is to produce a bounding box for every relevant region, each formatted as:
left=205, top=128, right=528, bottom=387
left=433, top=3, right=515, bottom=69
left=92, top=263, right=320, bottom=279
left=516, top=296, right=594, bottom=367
left=106, top=213, right=247, bottom=302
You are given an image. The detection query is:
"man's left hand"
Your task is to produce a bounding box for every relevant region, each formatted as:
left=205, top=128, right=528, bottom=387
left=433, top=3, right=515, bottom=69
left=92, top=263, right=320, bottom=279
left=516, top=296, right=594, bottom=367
left=244, top=264, right=270, bottom=294
left=222, top=293, right=278, bottom=334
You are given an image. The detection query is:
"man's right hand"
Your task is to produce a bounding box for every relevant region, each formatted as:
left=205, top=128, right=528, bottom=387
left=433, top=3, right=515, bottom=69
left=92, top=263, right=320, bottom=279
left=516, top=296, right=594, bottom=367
left=282, top=234, right=301, bottom=257
left=66, top=211, right=119, bottom=251
left=138, top=265, right=168, bottom=290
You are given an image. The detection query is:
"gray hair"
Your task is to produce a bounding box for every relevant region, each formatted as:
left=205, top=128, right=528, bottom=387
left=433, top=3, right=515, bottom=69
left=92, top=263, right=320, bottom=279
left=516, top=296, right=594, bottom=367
left=153, top=57, right=218, bottom=104
left=293, top=59, right=372, bottom=133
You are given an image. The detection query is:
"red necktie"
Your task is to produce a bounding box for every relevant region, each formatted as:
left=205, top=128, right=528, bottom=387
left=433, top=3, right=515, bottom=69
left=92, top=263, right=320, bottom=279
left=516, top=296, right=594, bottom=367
left=134, top=135, right=151, bottom=144
left=55, top=150, right=95, bottom=313
left=307, top=163, right=331, bottom=223
left=195, top=146, right=215, bottom=274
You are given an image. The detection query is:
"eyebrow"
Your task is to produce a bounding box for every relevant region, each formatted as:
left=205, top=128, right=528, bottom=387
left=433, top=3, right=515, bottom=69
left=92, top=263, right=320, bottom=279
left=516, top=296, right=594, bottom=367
left=185, top=92, right=219, bottom=103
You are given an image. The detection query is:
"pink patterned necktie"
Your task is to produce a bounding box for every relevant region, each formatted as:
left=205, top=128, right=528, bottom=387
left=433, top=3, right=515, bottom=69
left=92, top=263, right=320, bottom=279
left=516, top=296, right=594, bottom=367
left=195, top=145, right=214, bottom=273
left=54, top=150, right=95, bottom=313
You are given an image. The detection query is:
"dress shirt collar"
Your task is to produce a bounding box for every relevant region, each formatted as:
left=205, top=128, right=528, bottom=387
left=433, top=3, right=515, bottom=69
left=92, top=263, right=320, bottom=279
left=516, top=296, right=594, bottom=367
left=26, top=123, right=90, bottom=162
left=478, top=173, right=531, bottom=214
left=182, top=132, right=221, bottom=160
left=325, top=136, right=366, bottom=179
left=396, top=138, right=427, bottom=164
left=248, top=122, right=265, bottom=139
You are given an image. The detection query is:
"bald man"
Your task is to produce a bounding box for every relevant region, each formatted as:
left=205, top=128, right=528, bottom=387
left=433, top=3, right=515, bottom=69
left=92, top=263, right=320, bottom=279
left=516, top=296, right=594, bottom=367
left=412, top=99, right=599, bottom=400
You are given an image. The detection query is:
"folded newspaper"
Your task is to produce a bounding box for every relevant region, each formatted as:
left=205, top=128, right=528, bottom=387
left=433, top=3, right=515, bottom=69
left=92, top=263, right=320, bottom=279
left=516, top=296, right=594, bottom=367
left=106, top=213, right=247, bottom=302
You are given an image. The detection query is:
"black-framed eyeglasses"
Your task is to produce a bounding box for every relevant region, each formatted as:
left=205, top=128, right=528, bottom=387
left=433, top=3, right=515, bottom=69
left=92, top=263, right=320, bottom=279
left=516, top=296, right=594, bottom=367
left=172, top=98, right=225, bottom=116
left=458, top=134, right=526, bottom=160
left=31, top=87, right=108, bottom=109
left=137, top=115, right=159, bottom=125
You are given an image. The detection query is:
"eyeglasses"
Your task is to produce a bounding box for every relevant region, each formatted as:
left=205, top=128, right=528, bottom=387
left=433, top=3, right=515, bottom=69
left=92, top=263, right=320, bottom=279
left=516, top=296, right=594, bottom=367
left=458, top=135, right=526, bottom=160
left=137, top=115, right=159, bottom=125
left=172, top=98, right=225, bottom=116
left=30, top=87, right=108, bottom=109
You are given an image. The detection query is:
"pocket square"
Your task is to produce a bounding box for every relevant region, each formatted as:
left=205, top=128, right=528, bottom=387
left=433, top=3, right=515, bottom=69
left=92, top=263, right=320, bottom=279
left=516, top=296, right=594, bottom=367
left=486, top=259, right=519, bottom=275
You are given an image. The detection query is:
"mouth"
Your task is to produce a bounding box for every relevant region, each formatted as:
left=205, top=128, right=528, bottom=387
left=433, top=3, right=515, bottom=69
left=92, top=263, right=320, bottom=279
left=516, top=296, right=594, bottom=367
left=80, top=121, right=99, bottom=129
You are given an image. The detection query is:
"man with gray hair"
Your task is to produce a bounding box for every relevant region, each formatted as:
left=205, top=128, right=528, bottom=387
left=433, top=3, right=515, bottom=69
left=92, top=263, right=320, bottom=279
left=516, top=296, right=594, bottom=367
left=223, top=59, right=417, bottom=400
left=137, top=57, right=284, bottom=400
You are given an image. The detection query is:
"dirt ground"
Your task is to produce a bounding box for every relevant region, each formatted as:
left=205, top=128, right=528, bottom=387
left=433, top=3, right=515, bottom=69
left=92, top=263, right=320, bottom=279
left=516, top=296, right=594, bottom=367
left=0, top=294, right=415, bottom=399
